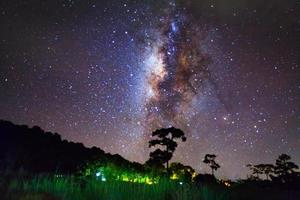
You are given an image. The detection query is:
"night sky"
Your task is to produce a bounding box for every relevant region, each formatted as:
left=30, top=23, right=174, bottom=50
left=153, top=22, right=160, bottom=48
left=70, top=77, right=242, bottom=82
left=0, top=0, right=299, bottom=179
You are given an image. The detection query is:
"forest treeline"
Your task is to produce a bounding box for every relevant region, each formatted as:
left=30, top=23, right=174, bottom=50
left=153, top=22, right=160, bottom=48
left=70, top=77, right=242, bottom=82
left=1, top=119, right=299, bottom=189
left=0, top=120, right=143, bottom=174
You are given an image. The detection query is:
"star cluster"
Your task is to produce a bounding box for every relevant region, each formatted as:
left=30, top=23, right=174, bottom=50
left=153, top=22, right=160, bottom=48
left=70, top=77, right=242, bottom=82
left=0, top=0, right=299, bottom=179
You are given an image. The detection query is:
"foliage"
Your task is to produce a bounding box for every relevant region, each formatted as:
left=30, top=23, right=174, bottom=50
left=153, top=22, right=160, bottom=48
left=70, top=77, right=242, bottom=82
left=169, top=162, right=196, bottom=182
left=147, top=127, right=186, bottom=173
left=273, top=154, right=299, bottom=184
left=3, top=174, right=300, bottom=200
left=246, top=164, right=275, bottom=180
left=2, top=120, right=300, bottom=199
left=203, top=154, right=220, bottom=176
left=274, top=154, right=299, bottom=176
left=3, top=175, right=228, bottom=200
left=246, top=154, right=300, bottom=187
left=0, top=120, right=139, bottom=175
left=193, top=174, right=218, bottom=186
left=80, top=161, right=159, bottom=185
left=246, top=164, right=263, bottom=180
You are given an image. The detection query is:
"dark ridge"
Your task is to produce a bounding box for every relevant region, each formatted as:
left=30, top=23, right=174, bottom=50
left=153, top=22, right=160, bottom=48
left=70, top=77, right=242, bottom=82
left=0, top=120, right=141, bottom=174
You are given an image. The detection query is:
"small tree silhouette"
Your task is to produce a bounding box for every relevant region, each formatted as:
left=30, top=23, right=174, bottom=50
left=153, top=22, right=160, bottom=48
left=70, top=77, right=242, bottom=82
left=249, top=164, right=274, bottom=180
left=147, top=127, right=186, bottom=173
left=258, top=164, right=274, bottom=180
left=246, top=164, right=263, bottom=180
left=203, top=154, right=220, bottom=176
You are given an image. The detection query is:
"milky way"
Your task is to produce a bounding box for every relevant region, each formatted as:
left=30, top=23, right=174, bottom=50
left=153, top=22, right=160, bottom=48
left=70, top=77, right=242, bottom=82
left=0, top=0, right=299, bottom=179
left=143, top=2, right=208, bottom=123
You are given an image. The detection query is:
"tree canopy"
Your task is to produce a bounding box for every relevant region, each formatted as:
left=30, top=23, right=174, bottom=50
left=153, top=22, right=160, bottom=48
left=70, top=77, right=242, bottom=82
left=203, top=154, right=220, bottom=176
left=147, top=127, right=186, bottom=173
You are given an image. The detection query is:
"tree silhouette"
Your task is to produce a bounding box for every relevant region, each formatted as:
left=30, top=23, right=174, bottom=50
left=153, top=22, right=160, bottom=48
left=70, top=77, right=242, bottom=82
left=169, top=162, right=195, bottom=182
left=259, top=164, right=275, bottom=180
left=246, top=164, right=263, bottom=180
left=203, top=154, right=220, bottom=176
left=274, top=154, right=299, bottom=183
left=147, top=127, right=186, bottom=173
left=0, top=120, right=139, bottom=175
left=249, top=164, right=274, bottom=180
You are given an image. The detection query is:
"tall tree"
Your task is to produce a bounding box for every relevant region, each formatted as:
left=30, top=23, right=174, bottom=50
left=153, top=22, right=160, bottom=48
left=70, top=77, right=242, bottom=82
left=147, top=127, right=186, bottom=173
left=203, top=154, right=220, bottom=176
left=275, top=154, right=299, bottom=178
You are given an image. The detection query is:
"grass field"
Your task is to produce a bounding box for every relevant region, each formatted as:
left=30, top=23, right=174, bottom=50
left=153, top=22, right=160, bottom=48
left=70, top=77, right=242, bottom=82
left=2, top=175, right=226, bottom=200
left=2, top=175, right=299, bottom=200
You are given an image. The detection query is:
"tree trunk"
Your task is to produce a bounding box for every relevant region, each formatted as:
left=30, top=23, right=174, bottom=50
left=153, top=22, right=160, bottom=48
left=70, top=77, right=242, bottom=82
left=166, top=145, right=169, bottom=175
left=167, top=161, right=169, bottom=175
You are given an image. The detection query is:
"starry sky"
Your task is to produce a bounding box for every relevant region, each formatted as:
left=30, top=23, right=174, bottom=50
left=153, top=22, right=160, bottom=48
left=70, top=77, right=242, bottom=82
left=0, top=0, right=299, bottom=179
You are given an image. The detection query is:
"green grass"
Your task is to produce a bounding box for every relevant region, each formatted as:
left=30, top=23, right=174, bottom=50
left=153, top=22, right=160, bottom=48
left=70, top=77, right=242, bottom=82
left=2, top=175, right=299, bottom=200
left=3, top=175, right=227, bottom=200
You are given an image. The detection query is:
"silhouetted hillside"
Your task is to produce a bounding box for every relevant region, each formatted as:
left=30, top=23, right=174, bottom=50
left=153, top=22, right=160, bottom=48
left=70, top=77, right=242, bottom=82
left=0, top=120, right=141, bottom=174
